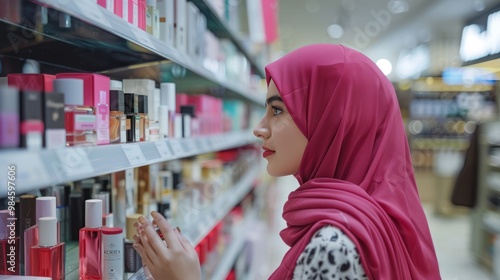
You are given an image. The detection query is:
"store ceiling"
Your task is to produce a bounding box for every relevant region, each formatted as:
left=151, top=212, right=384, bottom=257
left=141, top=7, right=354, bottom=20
left=276, top=0, right=500, bottom=79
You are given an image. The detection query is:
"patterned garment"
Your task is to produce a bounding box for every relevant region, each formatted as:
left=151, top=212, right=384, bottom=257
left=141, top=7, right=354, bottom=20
left=293, top=226, right=368, bottom=280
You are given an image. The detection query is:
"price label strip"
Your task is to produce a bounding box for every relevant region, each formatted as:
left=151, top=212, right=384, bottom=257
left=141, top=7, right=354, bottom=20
left=195, top=138, right=208, bottom=153
left=122, top=144, right=147, bottom=165
left=55, top=147, right=95, bottom=179
left=183, top=139, right=199, bottom=155
left=168, top=139, right=186, bottom=157
left=154, top=140, right=173, bottom=159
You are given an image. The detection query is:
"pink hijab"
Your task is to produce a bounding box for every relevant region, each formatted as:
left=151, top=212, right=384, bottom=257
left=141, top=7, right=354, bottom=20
left=266, top=44, right=441, bottom=279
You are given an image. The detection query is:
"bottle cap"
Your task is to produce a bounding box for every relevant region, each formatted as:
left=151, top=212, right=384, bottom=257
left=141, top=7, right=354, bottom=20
left=110, top=80, right=123, bottom=91
left=54, top=78, right=84, bottom=106
left=110, top=90, right=125, bottom=112
left=39, top=217, right=57, bottom=247
left=180, top=105, right=195, bottom=117
left=85, top=199, right=103, bottom=228
left=124, top=93, right=138, bottom=114
left=138, top=95, right=148, bottom=114
left=36, top=196, right=56, bottom=223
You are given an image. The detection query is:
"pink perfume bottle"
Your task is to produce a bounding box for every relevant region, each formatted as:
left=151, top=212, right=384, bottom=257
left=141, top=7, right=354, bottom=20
left=30, top=217, right=65, bottom=280
left=79, top=199, right=103, bottom=279
left=53, top=78, right=97, bottom=146
left=25, top=196, right=59, bottom=276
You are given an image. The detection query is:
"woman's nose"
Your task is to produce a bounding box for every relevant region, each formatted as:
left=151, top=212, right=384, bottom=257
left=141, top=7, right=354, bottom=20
left=253, top=118, right=270, bottom=139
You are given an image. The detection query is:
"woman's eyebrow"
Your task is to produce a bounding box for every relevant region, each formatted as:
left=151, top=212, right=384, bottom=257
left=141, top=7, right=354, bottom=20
left=265, top=95, right=283, bottom=106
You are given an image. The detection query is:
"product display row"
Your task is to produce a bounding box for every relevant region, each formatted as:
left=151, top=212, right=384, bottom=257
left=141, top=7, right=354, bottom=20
left=0, top=73, right=256, bottom=151
left=0, top=147, right=264, bottom=279
left=0, top=0, right=266, bottom=93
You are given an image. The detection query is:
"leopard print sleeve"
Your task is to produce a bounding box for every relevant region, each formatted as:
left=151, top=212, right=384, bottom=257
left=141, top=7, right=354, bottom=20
left=292, top=225, right=368, bottom=280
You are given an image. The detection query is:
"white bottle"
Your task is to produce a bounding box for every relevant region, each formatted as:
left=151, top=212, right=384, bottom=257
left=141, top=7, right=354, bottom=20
left=101, top=227, right=124, bottom=280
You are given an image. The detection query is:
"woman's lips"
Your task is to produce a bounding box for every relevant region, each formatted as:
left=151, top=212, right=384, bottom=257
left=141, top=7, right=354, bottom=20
left=263, top=147, right=275, bottom=158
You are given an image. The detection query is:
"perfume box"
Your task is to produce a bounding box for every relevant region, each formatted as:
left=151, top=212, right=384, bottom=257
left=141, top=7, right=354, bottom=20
left=56, top=73, right=110, bottom=145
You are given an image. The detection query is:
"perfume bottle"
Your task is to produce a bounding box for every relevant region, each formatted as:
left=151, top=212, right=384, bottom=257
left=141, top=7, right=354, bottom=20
left=146, top=0, right=160, bottom=37
left=94, top=192, right=114, bottom=227
left=101, top=227, right=124, bottom=280
left=79, top=199, right=103, bottom=279
left=157, top=170, right=173, bottom=220
left=109, top=90, right=127, bottom=144
left=19, top=194, right=37, bottom=274
left=54, top=78, right=97, bottom=146
left=138, top=95, right=150, bottom=142
left=124, top=93, right=140, bottom=143
left=29, top=217, right=65, bottom=280
left=24, top=196, right=59, bottom=276
left=0, top=210, right=20, bottom=275
left=136, top=165, right=151, bottom=215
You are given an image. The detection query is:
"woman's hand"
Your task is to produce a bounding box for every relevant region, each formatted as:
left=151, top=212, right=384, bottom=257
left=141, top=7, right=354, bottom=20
left=133, top=211, right=201, bottom=280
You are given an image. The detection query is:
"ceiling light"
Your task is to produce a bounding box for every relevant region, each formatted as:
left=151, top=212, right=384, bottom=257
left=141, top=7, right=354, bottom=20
left=376, top=59, right=392, bottom=76
left=327, top=24, right=344, bottom=39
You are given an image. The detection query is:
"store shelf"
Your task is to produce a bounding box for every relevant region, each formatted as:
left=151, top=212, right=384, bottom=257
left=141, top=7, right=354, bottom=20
left=189, top=0, right=265, bottom=78
left=0, top=0, right=265, bottom=105
left=128, top=164, right=261, bottom=280
left=183, top=162, right=260, bottom=245
left=211, top=210, right=257, bottom=280
left=0, top=130, right=257, bottom=196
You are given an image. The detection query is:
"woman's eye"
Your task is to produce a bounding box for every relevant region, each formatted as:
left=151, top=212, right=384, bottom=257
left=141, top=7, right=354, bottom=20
left=272, top=106, right=283, bottom=116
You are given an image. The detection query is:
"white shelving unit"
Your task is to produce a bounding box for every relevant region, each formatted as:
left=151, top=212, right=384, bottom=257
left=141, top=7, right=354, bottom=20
left=471, top=121, right=500, bottom=268
left=0, top=130, right=256, bottom=195
left=0, top=0, right=268, bottom=279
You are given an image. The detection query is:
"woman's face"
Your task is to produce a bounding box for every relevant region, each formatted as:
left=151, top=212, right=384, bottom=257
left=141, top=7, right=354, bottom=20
left=253, top=80, right=308, bottom=176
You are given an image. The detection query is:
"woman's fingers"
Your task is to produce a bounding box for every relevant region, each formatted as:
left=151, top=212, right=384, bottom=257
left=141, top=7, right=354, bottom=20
left=132, top=242, right=154, bottom=269
left=138, top=216, right=168, bottom=258
left=151, top=211, right=183, bottom=252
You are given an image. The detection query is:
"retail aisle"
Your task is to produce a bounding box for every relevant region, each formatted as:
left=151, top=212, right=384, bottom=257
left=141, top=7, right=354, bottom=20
left=259, top=176, right=494, bottom=280
left=424, top=205, right=493, bottom=280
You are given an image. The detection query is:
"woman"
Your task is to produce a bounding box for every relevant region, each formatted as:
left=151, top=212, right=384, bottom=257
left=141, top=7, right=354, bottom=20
left=133, top=44, right=442, bottom=279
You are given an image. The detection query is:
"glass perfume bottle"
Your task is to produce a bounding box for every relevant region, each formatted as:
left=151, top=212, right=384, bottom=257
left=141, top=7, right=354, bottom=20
left=0, top=210, right=19, bottom=275
left=79, top=199, right=103, bottom=279
left=124, top=93, right=140, bottom=143
left=138, top=95, right=150, bottom=142
left=109, top=90, right=127, bottom=144
left=30, top=217, right=65, bottom=280
left=24, top=196, right=59, bottom=276
left=54, top=78, right=97, bottom=146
